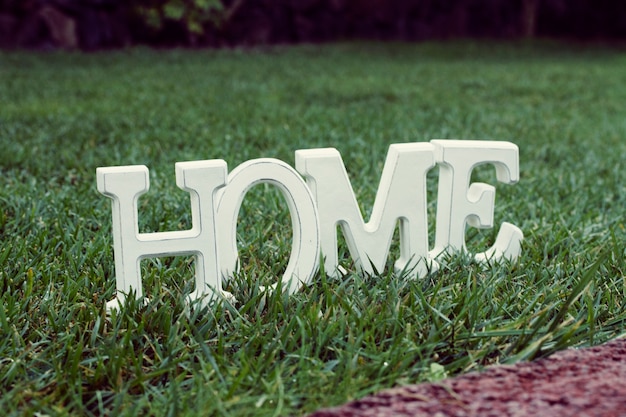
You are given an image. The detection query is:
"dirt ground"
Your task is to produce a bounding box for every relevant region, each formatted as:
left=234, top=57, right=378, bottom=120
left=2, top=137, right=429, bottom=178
left=308, top=337, right=626, bottom=417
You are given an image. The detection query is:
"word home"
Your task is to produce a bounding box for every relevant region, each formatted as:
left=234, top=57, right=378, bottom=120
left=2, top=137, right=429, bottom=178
left=97, top=140, right=522, bottom=310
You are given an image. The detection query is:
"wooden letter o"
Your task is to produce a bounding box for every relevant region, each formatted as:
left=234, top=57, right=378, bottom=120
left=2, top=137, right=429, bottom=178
left=216, top=159, right=320, bottom=295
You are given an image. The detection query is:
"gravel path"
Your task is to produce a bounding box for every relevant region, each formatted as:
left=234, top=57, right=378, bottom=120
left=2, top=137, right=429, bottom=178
left=308, top=337, right=626, bottom=417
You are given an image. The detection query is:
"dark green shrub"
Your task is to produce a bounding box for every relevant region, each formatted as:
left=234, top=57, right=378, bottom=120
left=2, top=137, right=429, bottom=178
left=133, top=0, right=224, bottom=38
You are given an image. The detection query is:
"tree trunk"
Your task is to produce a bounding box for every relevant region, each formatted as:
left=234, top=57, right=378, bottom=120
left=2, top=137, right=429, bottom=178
left=522, top=0, right=538, bottom=38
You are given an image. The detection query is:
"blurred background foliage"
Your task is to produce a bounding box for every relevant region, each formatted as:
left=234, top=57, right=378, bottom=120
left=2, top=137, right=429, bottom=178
left=0, top=0, right=625, bottom=50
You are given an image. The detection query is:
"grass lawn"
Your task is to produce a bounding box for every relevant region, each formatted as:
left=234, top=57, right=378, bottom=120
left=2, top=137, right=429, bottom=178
left=1, top=41, right=626, bottom=416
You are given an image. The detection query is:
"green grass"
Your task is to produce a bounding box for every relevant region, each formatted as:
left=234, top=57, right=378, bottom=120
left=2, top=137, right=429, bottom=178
left=2, top=40, right=626, bottom=416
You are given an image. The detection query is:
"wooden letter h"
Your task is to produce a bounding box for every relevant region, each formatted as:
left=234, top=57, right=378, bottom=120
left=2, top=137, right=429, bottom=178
left=96, top=161, right=226, bottom=310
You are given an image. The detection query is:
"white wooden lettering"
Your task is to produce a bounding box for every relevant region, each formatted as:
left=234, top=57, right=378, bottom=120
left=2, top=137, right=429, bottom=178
left=96, top=161, right=226, bottom=310
left=429, top=140, right=523, bottom=261
left=216, top=158, right=320, bottom=295
left=97, top=158, right=320, bottom=310
left=295, top=143, right=436, bottom=278
left=97, top=140, right=522, bottom=310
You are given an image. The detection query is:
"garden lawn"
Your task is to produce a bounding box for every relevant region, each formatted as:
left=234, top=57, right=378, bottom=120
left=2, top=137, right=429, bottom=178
left=1, top=41, right=626, bottom=416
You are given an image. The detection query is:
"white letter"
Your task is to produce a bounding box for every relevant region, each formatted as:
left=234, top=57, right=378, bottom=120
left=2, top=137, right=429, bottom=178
left=97, top=161, right=227, bottom=310
left=216, top=158, right=320, bottom=295
left=430, top=140, right=523, bottom=262
left=296, top=143, right=436, bottom=278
